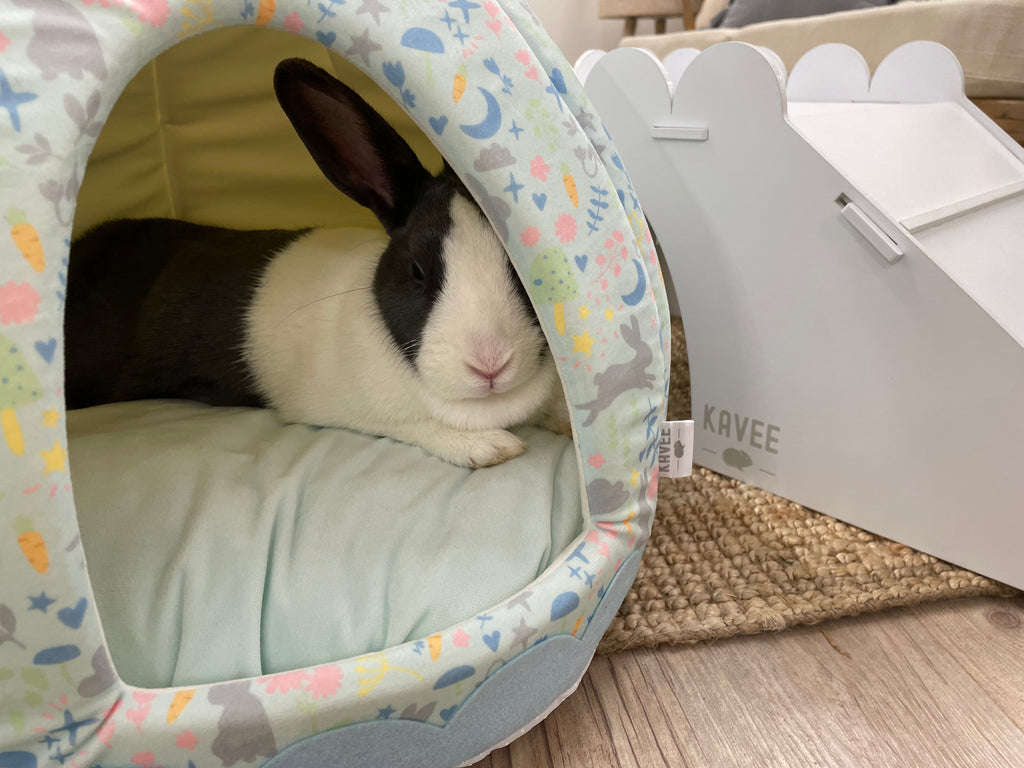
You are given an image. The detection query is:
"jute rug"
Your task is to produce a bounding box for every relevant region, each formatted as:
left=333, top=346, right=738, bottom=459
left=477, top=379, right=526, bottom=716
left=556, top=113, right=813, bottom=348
left=597, top=318, right=1018, bottom=654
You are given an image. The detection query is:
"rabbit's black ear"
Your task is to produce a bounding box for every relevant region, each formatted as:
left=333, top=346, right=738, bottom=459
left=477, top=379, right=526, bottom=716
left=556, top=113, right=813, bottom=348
left=274, top=58, right=431, bottom=233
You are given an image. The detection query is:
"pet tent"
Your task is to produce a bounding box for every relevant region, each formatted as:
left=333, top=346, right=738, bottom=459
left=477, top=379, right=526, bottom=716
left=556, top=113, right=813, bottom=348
left=0, top=1, right=670, bottom=767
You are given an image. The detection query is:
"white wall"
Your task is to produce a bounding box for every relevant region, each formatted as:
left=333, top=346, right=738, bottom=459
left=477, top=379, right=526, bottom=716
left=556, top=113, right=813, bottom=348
left=526, top=0, right=686, bottom=65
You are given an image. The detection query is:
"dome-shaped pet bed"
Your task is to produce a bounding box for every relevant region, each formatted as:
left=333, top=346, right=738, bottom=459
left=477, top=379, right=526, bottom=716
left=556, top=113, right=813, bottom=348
left=0, top=2, right=670, bottom=766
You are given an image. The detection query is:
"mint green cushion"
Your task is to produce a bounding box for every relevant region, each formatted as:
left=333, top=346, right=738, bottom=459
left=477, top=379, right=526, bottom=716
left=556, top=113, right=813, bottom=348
left=68, top=401, right=582, bottom=689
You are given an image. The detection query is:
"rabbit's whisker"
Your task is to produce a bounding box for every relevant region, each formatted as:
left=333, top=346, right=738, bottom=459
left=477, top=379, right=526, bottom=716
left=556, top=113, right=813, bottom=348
left=285, top=287, right=368, bottom=320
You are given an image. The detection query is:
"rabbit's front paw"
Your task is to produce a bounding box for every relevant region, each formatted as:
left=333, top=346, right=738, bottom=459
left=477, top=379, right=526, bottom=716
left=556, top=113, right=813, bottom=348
left=462, top=429, right=528, bottom=468
left=389, top=422, right=528, bottom=467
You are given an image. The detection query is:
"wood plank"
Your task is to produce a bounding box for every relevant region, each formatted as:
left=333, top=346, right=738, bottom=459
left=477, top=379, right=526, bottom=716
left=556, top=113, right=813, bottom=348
left=472, top=597, right=1024, bottom=768
left=807, top=603, right=1024, bottom=767
left=906, top=594, right=1024, bottom=727
left=537, top=674, right=626, bottom=768
left=586, top=652, right=701, bottom=767
left=972, top=98, right=1024, bottom=146
left=599, top=0, right=689, bottom=19
left=973, top=98, right=1024, bottom=122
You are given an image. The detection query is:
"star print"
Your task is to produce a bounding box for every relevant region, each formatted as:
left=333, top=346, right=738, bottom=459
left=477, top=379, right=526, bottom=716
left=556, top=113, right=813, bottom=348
left=42, top=409, right=60, bottom=427
left=51, top=709, right=98, bottom=747
left=630, top=470, right=639, bottom=487
left=567, top=542, right=590, bottom=564
left=504, top=173, right=524, bottom=203
left=449, top=0, right=481, bottom=23
left=568, top=565, right=582, bottom=580
left=29, top=592, right=56, bottom=612
left=585, top=572, right=596, bottom=587
left=377, top=705, right=395, bottom=719
left=452, top=25, right=470, bottom=45
left=506, top=590, right=533, bottom=612
left=511, top=618, right=537, bottom=651
left=346, top=28, right=382, bottom=66
left=579, top=305, right=590, bottom=319
left=604, top=308, right=614, bottom=321
left=0, top=68, right=36, bottom=132
left=40, top=440, right=66, bottom=474
left=572, top=329, right=595, bottom=356
left=357, top=0, right=389, bottom=25
left=508, top=120, right=524, bottom=140
left=440, top=10, right=457, bottom=30
left=39, top=734, right=60, bottom=750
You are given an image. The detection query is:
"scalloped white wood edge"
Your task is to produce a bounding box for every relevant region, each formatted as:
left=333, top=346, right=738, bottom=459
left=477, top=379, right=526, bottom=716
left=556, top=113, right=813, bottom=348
left=573, top=40, right=1024, bottom=592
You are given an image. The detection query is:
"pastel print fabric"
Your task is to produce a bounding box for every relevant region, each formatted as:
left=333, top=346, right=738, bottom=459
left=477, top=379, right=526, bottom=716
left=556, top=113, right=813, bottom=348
left=0, top=1, right=668, bottom=765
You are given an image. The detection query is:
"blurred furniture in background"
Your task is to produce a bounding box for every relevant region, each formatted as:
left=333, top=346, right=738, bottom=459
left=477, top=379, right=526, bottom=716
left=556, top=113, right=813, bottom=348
left=599, top=0, right=703, bottom=35
left=616, top=0, right=1024, bottom=147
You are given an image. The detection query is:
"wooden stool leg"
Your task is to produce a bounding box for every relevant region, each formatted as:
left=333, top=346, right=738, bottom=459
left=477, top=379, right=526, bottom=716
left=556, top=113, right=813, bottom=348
left=683, top=0, right=697, bottom=29
left=655, top=17, right=667, bottom=34
left=624, top=16, right=638, bottom=36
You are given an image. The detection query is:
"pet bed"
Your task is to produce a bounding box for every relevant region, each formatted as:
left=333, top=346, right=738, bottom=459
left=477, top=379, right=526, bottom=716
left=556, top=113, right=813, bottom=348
left=0, top=2, right=670, bottom=767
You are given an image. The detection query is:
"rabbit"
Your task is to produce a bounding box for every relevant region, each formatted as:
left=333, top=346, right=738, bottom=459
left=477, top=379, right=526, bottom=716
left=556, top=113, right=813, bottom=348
left=65, top=58, right=568, bottom=468
left=576, top=315, right=654, bottom=427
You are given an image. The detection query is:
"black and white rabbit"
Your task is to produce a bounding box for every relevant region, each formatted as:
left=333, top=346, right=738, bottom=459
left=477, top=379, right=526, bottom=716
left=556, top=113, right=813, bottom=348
left=65, top=58, right=566, bottom=468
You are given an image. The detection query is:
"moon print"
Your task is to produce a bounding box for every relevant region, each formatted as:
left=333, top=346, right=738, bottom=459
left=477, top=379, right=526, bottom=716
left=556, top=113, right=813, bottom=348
left=620, top=259, right=648, bottom=306
left=459, top=87, right=502, bottom=140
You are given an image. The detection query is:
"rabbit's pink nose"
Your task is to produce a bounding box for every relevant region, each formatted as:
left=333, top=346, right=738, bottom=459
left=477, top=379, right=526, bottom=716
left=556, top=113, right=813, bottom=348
left=467, top=359, right=510, bottom=385
left=467, top=349, right=512, bottom=389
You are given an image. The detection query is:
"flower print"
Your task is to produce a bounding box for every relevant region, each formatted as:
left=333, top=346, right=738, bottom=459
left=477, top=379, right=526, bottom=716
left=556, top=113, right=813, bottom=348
left=530, top=155, right=550, bottom=182
left=0, top=281, right=40, bottom=325
left=261, top=669, right=312, bottom=694
left=555, top=213, right=577, bottom=243
left=129, top=0, right=171, bottom=26
left=306, top=665, right=343, bottom=700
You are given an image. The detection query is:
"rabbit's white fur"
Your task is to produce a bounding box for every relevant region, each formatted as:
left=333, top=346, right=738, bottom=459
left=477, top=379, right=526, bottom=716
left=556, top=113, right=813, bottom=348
left=246, top=198, right=562, bottom=467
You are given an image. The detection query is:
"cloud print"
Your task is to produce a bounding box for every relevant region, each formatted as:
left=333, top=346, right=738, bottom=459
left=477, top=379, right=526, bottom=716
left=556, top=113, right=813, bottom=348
left=473, top=143, right=516, bottom=172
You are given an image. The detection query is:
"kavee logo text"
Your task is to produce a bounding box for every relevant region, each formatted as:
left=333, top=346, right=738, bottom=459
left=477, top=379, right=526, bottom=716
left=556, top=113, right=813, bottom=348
left=703, top=405, right=780, bottom=455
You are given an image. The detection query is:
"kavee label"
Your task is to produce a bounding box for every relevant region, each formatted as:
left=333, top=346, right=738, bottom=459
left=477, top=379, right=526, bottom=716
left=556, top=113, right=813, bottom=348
left=659, top=420, right=694, bottom=478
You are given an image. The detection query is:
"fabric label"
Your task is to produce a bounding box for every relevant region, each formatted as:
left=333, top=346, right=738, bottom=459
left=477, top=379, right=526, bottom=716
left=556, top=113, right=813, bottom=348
left=659, top=420, right=694, bottom=478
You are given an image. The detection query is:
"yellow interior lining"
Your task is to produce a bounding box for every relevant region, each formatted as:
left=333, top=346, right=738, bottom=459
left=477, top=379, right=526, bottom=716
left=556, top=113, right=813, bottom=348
left=73, top=26, right=443, bottom=238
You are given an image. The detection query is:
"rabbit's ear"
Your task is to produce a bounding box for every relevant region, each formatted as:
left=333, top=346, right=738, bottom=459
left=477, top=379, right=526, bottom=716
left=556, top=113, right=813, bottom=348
left=620, top=315, right=640, bottom=342
left=274, top=58, right=431, bottom=233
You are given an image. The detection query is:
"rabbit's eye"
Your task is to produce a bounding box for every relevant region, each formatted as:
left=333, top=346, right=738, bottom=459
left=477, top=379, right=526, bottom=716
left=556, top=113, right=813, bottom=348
left=411, top=261, right=425, bottom=283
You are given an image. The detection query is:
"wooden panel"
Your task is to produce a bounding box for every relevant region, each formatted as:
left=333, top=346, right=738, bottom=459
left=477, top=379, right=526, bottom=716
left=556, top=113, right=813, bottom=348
left=972, top=98, right=1024, bottom=146
left=598, top=0, right=699, bottom=31
left=472, top=596, right=1024, bottom=767
left=599, top=0, right=688, bottom=18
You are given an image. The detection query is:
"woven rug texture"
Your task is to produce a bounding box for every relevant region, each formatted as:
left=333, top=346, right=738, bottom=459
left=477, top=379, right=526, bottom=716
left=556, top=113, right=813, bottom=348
left=597, top=318, right=1018, bottom=654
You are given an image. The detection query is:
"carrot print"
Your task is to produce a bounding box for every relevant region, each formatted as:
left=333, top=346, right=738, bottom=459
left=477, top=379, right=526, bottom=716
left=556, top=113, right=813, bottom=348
left=0, top=409, right=24, bottom=455
left=452, top=72, right=467, bottom=103
left=6, top=208, right=44, bottom=273
left=167, top=689, right=195, bottom=723
left=428, top=633, right=442, bottom=661
left=15, top=517, right=49, bottom=574
left=255, top=0, right=275, bottom=25
left=561, top=164, right=579, bottom=208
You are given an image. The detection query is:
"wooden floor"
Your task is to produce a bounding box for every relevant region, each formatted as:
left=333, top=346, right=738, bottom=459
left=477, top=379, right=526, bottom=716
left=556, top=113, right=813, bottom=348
left=473, top=594, right=1024, bottom=768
